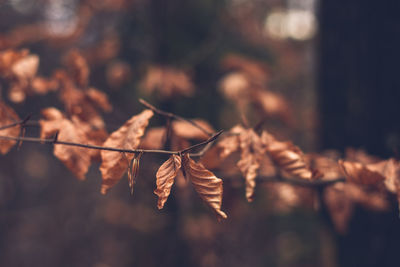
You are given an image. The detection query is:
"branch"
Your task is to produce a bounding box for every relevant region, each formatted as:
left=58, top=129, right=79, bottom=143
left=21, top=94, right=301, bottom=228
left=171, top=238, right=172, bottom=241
left=222, top=174, right=345, bottom=188
left=139, top=98, right=213, bottom=137
left=0, top=130, right=222, bottom=156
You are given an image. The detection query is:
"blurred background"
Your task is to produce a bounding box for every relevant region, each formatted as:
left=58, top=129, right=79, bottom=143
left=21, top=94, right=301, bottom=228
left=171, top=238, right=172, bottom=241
left=0, top=0, right=400, bottom=266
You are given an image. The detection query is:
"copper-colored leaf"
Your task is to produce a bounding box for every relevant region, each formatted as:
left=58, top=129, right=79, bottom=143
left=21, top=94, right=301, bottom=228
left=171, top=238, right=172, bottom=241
left=99, top=109, right=153, bottom=194
left=64, top=49, right=89, bottom=88
left=128, top=152, right=142, bottom=195
left=39, top=108, right=91, bottom=180
left=250, top=89, right=293, bottom=125
left=182, top=154, right=227, bottom=220
left=237, top=129, right=264, bottom=202
left=86, top=87, right=112, bottom=112
left=140, top=65, right=194, bottom=99
left=324, top=182, right=389, bottom=233
left=338, top=160, right=385, bottom=186
left=0, top=101, right=20, bottom=154
left=139, top=127, right=165, bottom=150
left=216, top=125, right=244, bottom=159
left=172, top=119, right=214, bottom=140
left=56, top=70, right=111, bottom=128
left=264, top=134, right=314, bottom=180
left=11, top=54, right=39, bottom=80
left=154, top=155, right=182, bottom=209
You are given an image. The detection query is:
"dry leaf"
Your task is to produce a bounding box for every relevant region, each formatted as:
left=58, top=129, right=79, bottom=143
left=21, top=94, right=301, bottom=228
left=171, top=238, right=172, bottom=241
left=0, top=101, right=20, bottom=154
left=338, top=160, right=386, bottom=186
left=221, top=54, right=269, bottom=83
left=324, top=182, right=389, bottom=233
left=56, top=70, right=112, bottom=128
left=140, top=65, right=194, bottom=99
left=237, top=129, right=264, bottom=202
left=182, top=154, right=227, bottom=220
left=100, top=109, right=153, bottom=194
left=39, top=108, right=91, bottom=180
left=154, top=155, right=182, bottom=209
left=139, top=127, right=165, bottom=150
left=264, top=133, right=314, bottom=180
left=11, top=54, right=39, bottom=80
left=250, top=89, right=293, bottom=125
left=31, top=76, right=59, bottom=94
left=172, top=119, right=214, bottom=140
left=64, top=49, right=89, bottom=88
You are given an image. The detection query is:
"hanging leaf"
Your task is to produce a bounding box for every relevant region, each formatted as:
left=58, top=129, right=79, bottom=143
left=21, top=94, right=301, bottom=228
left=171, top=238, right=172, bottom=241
left=39, top=108, right=91, bottom=180
left=99, top=109, right=153, bottom=194
left=182, top=154, right=227, bottom=220
left=128, top=152, right=142, bottom=195
left=154, top=154, right=182, bottom=209
left=0, top=101, right=20, bottom=154
left=338, top=160, right=386, bottom=186
left=237, top=129, right=264, bottom=202
left=264, top=132, right=314, bottom=180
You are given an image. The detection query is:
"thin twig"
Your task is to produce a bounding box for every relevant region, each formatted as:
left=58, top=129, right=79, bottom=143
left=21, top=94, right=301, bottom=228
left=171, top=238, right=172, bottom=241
left=180, top=130, right=223, bottom=154
left=139, top=98, right=213, bottom=136
left=222, top=174, right=345, bottom=188
left=0, top=130, right=222, bottom=156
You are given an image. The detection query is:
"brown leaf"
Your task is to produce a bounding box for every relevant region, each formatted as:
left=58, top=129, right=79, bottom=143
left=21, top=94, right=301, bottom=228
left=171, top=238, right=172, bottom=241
left=0, top=101, right=20, bottom=154
left=250, top=89, right=293, bottom=125
left=221, top=54, right=269, bottom=83
left=86, top=87, right=112, bottom=112
left=172, top=119, right=214, bottom=140
left=64, top=49, right=89, bottom=88
left=140, top=65, right=194, bottom=99
left=99, top=109, right=153, bottom=194
left=11, top=54, right=39, bottom=80
left=237, top=129, right=264, bottom=202
left=216, top=125, right=244, bottom=159
left=56, top=70, right=111, bottom=128
left=139, top=127, right=165, bottom=150
left=338, top=160, right=386, bottom=186
left=39, top=108, right=91, bottom=180
left=31, top=76, right=59, bottom=94
left=264, top=133, right=314, bottom=180
left=324, top=182, right=389, bottom=233
left=182, top=154, right=227, bottom=220
left=154, top=155, right=182, bottom=209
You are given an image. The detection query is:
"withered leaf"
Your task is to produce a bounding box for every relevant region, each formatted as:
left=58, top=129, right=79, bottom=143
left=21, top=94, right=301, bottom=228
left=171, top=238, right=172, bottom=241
left=64, top=49, right=89, bottom=88
left=338, top=160, right=386, bottom=186
left=216, top=125, right=244, bottom=159
left=39, top=108, right=91, bottom=180
left=154, top=154, right=182, bottom=209
left=128, top=152, right=142, bottom=195
left=140, top=65, right=194, bottom=99
left=264, top=133, right=314, bottom=180
left=172, top=119, right=214, bottom=140
left=182, top=154, right=227, bottom=220
left=237, top=129, right=264, bottom=202
left=324, top=182, right=389, bottom=233
left=0, top=101, right=20, bottom=154
left=100, top=109, right=153, bottom=194
left=56, top=70, right=112, bottom=128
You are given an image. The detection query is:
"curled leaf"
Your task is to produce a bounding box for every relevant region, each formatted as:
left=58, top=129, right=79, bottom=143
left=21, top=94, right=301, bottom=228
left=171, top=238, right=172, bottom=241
left=100, top=109, right=153, bottom=194
left=182, top=154, right=227, bottom=220
left=39, top=108, right=91, bottom=180
left=264, top=134, right=314, bottom=180
left=237, top=129, right=264, bottom=202
left=0, top=101, right=20, bottom=154
left=154, top=155, right=182, bottom=209
left=128, top=152, right=142, bottom=195
left=140, top=65, right=194, bottom=99
left=338, top=160, right=386, bottom=186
